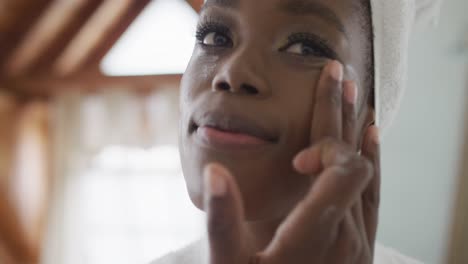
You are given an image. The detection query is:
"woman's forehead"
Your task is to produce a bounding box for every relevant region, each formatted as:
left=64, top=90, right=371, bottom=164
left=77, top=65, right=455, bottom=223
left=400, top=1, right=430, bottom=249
left=202, top=0, right=360, bottom=14
left=201, top=0, right=365, bottom=36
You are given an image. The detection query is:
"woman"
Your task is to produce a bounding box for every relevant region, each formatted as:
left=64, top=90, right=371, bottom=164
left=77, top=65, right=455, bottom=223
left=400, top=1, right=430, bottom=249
left=153, top=0, right=427, bottom=263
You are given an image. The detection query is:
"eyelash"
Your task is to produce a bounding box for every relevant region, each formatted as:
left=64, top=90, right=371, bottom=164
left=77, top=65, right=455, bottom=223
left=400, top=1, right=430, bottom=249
left=280, top=33, right=338, bottom=59
left=195, top=20, right=232, bottom=47
left=195, top=20, right=337, bottom=59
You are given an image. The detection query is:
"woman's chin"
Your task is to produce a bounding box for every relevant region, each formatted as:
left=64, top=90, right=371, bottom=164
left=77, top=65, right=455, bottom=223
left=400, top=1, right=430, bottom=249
left=185, top=172, right=309, bottom=223
left=180, top=147, right=310, bottom=221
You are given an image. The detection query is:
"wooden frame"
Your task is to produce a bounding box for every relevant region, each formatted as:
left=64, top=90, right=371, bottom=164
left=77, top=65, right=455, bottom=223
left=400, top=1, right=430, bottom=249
left=3, top=1, right=104, bottom=76
left=1, top=0, right=154, bottom=78
left=0, top=73, right=182, bottom=99
left=0, top=0, right=53, bottom=72
left=0, top=0, right=203, bottom=79
left=53, top=0, right=151, bottom=76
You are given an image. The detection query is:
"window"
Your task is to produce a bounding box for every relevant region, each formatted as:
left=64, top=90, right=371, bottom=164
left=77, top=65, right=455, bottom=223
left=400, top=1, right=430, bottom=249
left=75, top=145, right=204, bottom=264
left=101, top=0, right=198, bottom=75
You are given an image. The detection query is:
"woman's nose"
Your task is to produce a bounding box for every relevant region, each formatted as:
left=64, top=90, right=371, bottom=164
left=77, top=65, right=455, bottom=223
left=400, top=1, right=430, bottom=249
left=211, top=52, right=271, bottom=98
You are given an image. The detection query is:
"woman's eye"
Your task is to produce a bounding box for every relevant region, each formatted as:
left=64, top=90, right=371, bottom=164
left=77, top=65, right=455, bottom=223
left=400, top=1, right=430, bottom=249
left=202, top=32, right=232, bottom=47
left=280, top=33, right=337, bottom=59
left=284, top=42, right=319, bottom=56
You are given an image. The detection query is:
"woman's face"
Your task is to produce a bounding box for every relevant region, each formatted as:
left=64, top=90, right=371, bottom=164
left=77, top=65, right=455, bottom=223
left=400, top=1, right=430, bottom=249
left=179, top=0, right=373, bottom=221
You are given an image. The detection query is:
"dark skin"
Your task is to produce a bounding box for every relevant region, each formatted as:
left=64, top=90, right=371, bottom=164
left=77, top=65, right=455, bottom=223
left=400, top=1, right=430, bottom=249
left=178, top=0, right=379, bottom=262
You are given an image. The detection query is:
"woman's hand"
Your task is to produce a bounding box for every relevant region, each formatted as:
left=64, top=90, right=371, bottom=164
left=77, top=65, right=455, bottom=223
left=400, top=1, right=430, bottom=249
left=203, top=61, right=381, bottom=264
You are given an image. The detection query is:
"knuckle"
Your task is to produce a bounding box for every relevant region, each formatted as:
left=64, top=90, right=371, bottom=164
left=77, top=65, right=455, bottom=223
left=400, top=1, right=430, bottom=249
left=343, top=110, right=357, bottom=128
left=321, top=137, right=338, bottom=146
left=322, top=141, right=353, bottom=165
left=318, top=138, right=338, bottom=154
left=327, top=224, right=340, bottom=246
left=317, top=82, right=342, bottom=108
left=348, top=156, right=374, bottom=181
left=318, top=205, right=340, bottom=224
left=327, top=85, right=342, bottom=108
left=343, top=235, right=363, bottom=260
left=321, top=137, right=344, bottom=152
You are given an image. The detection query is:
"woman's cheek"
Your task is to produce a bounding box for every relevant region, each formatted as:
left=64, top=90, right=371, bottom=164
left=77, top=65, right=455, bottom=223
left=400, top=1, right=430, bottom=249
left=271, top=71, right=321, bottom=142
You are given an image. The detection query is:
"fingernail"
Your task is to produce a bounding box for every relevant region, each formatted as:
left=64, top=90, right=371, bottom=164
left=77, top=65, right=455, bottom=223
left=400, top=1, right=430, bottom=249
left=329, top=60, right=343, bottom=82
left=293, top=152, right=307, bottom=172
left=204, top=164, right=227, bottom=197
left=344, top=81, right=358, bottom=105
left=293, top=150, right=322, bottom=174
left=369, top=126, right=380, bottom=145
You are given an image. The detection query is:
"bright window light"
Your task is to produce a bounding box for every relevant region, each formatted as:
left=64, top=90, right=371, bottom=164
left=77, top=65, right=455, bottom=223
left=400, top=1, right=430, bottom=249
left=100, top=0, right=199, bottom=75
left=72, top=145, right=204, bottom=264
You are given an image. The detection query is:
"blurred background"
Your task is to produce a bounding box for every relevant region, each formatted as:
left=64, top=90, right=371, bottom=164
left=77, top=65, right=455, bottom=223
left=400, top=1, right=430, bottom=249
left=0, top=0, right=466, bottom=263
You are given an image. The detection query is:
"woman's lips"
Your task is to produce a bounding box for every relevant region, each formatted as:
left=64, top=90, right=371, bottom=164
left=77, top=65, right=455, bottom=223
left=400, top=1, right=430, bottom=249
left=190, top=111, right=278, bottom=149
left=196, top=126, right=270, bottom=147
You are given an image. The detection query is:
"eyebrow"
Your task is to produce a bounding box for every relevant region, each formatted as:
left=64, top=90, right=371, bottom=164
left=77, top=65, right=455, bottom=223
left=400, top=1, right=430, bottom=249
left=200, top=0, right=347, bottom=38
left=278, top=0, right=347, bottom=36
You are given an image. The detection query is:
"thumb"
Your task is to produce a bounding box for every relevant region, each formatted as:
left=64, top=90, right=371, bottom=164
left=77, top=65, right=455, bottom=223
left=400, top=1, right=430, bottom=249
left=203, top=163, right=249, bottom=264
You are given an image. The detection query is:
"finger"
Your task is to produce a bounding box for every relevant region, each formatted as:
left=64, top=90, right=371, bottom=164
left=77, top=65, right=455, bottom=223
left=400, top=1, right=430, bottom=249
left=360, top=125, right=381, bottom=251
left=293, top=138, right=350, bottom=175
left=310, top=60, right=344, bottom=144
left=331, top=212, right=362, bottom=264
left=304, top=156, right=373, bottom=226
left=351, top=200, right=367, bottom=246
left=203, top=163, right=248, bottom=264
left=266, top=159, right=373, bottom=258
left=351, top=200, right=372, bottom=263
left=342, top=80, right=359, bottom=149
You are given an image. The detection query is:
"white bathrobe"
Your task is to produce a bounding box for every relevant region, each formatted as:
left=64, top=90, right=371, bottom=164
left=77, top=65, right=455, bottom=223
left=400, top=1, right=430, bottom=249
left=150, top=238, right=424, bottom=264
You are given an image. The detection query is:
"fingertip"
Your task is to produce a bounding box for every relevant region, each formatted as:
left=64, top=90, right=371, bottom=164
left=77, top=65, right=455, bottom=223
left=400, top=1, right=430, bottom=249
left=293, top=148, right=321, bottom=174
left=369, top=125, right=380, bottom=145
left=343, top=80, right=358, bottom=105
left=203, top=163, right=228, bottom=197
left=203, top=164, right=247, bottom=262
left=329, top=60, right=344, bottom=82
left=362, top=126, right=381, bottom=168
left=293, top=151, right=307, bottom=173
left=363, top=125, right=380, bottom=148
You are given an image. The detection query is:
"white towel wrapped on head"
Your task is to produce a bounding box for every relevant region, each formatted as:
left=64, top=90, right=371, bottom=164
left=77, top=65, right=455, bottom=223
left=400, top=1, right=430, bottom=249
left=371, top=0, right=442, bottom=133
